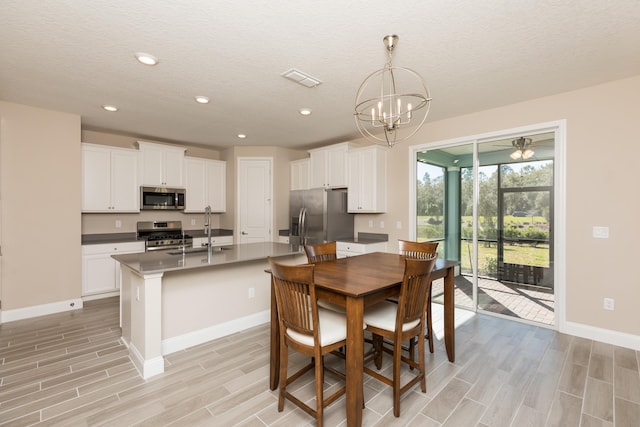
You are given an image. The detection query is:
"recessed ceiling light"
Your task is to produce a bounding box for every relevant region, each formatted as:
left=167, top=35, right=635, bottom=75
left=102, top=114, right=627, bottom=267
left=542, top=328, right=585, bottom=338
left=299, top=108, right=312, bottom=116
left=102, top=104, right=118, bottom=112
left=194, top=96, right=210, bottom=104
left=237, top=134, right=247, bottom=139
left=135, top=52, right=159, bottom=66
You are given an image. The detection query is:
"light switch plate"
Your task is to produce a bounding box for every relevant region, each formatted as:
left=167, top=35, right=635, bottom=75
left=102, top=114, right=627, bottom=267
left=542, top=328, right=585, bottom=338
left=593, top=226, right=609, bottom=238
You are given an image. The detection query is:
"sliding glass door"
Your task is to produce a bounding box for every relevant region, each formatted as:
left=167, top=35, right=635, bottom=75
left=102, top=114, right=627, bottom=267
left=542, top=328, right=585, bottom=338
left=414, top=130, right=556, bottom=326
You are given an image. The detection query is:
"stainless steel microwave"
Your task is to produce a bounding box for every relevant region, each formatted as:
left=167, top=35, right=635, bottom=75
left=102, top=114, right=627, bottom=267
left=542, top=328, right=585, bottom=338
left=140, top=186, right=186, bottom=210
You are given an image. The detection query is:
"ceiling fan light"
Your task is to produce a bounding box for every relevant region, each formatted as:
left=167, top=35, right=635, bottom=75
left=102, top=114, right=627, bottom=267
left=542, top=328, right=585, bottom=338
left=522, top=149, right=535, bottom=159
left=510, top=150, right=522, bottom=160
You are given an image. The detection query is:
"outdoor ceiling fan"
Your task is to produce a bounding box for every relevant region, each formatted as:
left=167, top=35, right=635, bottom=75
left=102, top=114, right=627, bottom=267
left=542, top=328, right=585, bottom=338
left=510, top=137, right=534, bottom=160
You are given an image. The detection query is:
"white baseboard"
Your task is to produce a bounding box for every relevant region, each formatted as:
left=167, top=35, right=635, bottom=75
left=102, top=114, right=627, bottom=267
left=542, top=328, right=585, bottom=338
left=1, top=298, right=84, bottom=323
left=562, top=321, right=640, bottom=351
left=82, top=291, right=119, bottom=302
left=128, top=341, right=165, bottom=379
left=162, top=310, right=270, bottom=355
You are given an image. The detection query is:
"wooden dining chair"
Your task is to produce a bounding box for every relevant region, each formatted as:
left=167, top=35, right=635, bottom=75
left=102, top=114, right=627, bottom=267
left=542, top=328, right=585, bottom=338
left=398, top=239, right=439, bottom=354
left=363, top=255, right=437, bottom=417
left=304, top=242, right=345, bottom=313
left=304, top=241, right=337, bottom=263
left=268, top=257, right=348, bottom=427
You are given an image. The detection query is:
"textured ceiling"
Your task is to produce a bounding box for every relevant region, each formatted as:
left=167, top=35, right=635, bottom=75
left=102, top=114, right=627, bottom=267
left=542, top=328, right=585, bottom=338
left=2, top=1, right=640, bottom=150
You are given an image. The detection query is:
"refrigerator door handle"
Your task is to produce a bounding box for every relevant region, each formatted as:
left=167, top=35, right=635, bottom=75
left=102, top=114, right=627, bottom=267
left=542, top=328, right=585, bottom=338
left=300, top=207, right=307, bottom=245
left=297, top=207, right=304, bottom=237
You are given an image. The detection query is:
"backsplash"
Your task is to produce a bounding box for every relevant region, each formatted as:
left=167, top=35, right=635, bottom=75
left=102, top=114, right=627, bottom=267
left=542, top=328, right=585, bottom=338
left=81, top=211, right=221, bottom=235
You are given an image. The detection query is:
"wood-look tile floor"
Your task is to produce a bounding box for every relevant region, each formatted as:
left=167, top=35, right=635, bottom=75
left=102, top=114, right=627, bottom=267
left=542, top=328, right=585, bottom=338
left=1, top=297, right=639, bottom=426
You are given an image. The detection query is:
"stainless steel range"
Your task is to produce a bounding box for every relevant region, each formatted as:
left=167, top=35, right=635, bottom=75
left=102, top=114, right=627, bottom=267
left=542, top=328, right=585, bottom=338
left=137, top=221, right=193, bottom=251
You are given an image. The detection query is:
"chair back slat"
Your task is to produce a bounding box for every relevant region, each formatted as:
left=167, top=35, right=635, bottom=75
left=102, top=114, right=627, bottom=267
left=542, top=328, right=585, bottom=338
left=397, top=256, right=437, bottom=327
left=269, top=259, right=317, bottom=337
left=304, top=242, right=337, bottom=264
left=398, top=240, right=438, bottom=259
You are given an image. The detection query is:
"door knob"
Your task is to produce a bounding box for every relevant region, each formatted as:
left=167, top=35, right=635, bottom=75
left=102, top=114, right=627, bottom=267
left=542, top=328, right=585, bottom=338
left=241, top=231, right=248, bottom=235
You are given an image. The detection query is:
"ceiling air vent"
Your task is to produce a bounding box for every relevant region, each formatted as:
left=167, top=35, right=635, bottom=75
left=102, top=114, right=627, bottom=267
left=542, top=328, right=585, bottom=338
left=281, top=69, right=322, bottom=88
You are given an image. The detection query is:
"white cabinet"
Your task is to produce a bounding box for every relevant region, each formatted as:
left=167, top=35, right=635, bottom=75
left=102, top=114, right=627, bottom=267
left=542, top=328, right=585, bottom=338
left=348, top=146, right=387, bottom=213
left=309, top=143, right=348, bottom=189
left=184, top=157, right=226, bottom=212
left=336, top=241, right=388, bottom=258
left=82, top=241, right=145, bottom=297
left=82, top=143, right=139, bottom=212
left=138, top=141, right=185, bottom=187
left=290, top=158, right=310, bottom=190
left=192, top=235, right=233, bottom=248
left=278, top=235, right=290, bottom=244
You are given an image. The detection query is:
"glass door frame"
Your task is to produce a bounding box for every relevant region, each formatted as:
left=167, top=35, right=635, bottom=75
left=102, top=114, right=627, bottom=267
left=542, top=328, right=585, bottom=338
left=408, top=120, right=566, bottom=330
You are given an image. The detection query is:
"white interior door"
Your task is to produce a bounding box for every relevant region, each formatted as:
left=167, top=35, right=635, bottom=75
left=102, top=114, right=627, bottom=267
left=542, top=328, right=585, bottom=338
left=238, top=158, right=272, bottom=244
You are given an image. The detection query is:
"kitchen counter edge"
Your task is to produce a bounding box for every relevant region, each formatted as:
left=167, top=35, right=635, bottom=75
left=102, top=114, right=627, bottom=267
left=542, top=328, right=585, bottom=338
left=112, top=242, right=303, bottom=275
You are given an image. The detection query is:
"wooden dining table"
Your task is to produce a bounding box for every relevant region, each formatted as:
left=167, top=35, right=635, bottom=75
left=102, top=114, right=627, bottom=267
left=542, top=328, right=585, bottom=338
left=268, top=252, right=459, bottom=427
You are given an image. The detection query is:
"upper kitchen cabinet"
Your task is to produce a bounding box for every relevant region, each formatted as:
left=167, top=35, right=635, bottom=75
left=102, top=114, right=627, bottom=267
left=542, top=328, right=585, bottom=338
left=290, top=158, right=310, bottom=190
left=138, top=141, right=185, bottom=187
left=82, top=143, right=139, bottom=212
left=348, top=145, right=387, bottom=213
left=308, top=142, right=348, bottom=189
left=183, top=157, right=226, bottom=212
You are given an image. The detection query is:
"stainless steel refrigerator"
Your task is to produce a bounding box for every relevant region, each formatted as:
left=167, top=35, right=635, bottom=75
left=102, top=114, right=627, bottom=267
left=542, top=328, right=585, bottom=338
left=289, top=188, right=354, bottom=246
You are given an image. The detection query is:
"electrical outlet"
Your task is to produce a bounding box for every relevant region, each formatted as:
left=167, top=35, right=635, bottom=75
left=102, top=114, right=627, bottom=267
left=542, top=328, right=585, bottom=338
left=191, top=219, right=196, bottom=225
left=603, top=298, right=614, bottom=310
left=593, top=226, right=609, bottom=238
left=379, top=221, right=385, bottom=229
left=248, top=288, right=255, bottom=299
left=115, top=220, right=122, bottom=228
left=396, top=221, right=402, bottom=230
left=368, top=220, right=373, bottom=228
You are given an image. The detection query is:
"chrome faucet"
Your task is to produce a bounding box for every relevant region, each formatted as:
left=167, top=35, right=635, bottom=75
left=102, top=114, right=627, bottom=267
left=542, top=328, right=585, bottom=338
left=204, top=205, right=211, bottom=236
left=205, top=205, right=212, bottom=261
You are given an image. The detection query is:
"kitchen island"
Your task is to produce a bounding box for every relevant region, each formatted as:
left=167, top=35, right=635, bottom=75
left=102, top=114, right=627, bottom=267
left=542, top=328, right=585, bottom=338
left=113, top=242, right=305, bottom=379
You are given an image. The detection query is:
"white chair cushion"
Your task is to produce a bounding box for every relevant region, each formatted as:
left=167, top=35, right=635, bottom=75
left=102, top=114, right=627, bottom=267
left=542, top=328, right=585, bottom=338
left=363, top=301, right=420, bottom=332
left=286, top=307, right=363, bottom=347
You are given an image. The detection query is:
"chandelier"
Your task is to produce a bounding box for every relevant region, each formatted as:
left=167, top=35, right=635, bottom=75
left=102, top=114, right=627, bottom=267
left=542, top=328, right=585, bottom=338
left=354, top=34, right=431, bottom=147
left=510, top=137, right=535, bottom=160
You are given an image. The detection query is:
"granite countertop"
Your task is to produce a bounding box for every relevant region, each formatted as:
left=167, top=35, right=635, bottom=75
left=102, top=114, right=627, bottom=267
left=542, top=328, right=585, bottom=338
left=336, top=238, right=388, bottom=244
left=112, top=242, right=303, bottom=275
left=337, top=232, right=388, bottom=244
left=81, top=232, right=141, bottom=245
left=82, top=229, right=233, bottom=245
left=185, top=229, right=233, bottom=239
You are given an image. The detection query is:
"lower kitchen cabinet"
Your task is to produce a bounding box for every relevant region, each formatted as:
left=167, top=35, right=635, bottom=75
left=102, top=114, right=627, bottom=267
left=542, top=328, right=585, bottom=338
left=82, top=241, right=145, bottom=298
left=336, top=240, right=388, bottom=258
left=192, top=235, right=233, bottom=247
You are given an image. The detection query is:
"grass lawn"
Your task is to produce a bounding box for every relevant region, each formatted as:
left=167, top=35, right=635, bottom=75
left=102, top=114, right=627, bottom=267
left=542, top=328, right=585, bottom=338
left=461, top=241, right=550, bottom=275
left=417, top=215, right=550, bottom=275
